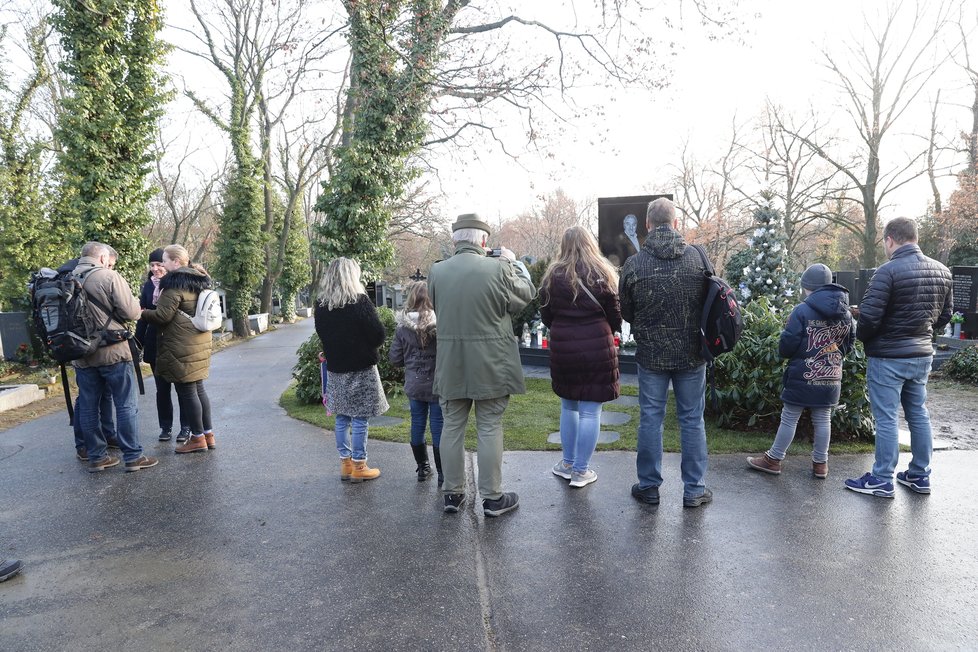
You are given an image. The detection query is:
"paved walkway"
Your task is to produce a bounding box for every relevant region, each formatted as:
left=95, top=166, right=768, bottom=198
left=1, top=319, right=976, bottom=650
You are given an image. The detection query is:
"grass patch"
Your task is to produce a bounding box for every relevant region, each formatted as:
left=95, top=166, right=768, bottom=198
left=280, top=377, right=877, bottom=454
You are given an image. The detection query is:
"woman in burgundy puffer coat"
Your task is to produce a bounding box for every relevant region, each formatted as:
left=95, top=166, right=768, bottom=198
left=539, top=226, right=623, bottom=488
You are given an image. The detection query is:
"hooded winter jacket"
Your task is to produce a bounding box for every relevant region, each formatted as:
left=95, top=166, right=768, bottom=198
left=140, top=267, right=213, bottom=383
left=388, top=311, right=438, bottom=402
left=540, top=265, right=622, bottom=402
left=779, top=284, right=856, bottom=407
left=618, top=225, right=707, bottom=371
left=857, top=244, right=953, bottom=358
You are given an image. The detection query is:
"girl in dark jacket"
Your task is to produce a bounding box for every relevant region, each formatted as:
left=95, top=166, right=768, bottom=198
left=540, top=226, right=623, bottom=488
left=389, top=281, right=443, bottom=483
left=141, top=245, right=216, bottom=454
left=748, top=264, right=855, bottom=479
left=135, top=247, right=188, bottom=443
left=315, top=257, right=389, bottom=482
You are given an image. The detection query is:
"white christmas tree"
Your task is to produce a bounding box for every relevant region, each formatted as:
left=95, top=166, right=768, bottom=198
left=739, top=196, right=793, bottom=308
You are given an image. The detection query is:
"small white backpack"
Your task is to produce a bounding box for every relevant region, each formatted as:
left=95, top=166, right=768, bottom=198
left=180, top=289, right=223, bottom=332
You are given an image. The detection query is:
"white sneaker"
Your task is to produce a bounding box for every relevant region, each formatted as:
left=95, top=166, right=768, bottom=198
left=569, top=468, right=597, bottom=488
left=551, top=460, right=572, bottom=480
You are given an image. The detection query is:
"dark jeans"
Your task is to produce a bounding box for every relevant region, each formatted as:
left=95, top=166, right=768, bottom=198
left=72, top=393, right=116, bottom=451
left=408, top=399, right=443, bottom=447
left=76, top=362, right=142, bottom=463
left=175, top=381, right=212, bottom=435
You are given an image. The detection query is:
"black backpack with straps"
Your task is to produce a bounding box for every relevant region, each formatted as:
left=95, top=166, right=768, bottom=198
left=29, top=262, right=144, bottom=424
left=691, top=245, right=743, bottom=409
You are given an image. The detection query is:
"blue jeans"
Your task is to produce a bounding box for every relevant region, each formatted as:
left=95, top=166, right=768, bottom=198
left=409, top=399, right=443, bottom=447
left=768, top=403, right=833, bottom=463
left=75, top=362, right=142, bottom=463
left=636, top=364, right=708, bottom=498
left=72, top=393, right=116, bottom=450
left=559, top=399, right=602, bottom=473
left=867, top=356, right=933, bottom=481
left=335, top=413, right=369, bottom=461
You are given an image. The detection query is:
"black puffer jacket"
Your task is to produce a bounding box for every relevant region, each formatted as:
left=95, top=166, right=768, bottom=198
left=857, top=244, right=953, bottom=358
left=619, top=226, right=707, bottom=371
left=540, top=266, right=622, bottom=402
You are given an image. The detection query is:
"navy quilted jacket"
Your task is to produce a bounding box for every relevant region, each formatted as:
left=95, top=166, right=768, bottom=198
left=857, top=244, right=953, bottom=358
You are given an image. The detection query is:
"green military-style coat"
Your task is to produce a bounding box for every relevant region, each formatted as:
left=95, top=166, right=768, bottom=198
left=428, top=241, right=536, bottom=401
left=140, top=267, right=213, bottom=384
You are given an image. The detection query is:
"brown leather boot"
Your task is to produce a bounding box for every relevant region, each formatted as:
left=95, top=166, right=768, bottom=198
left=340, top=457, right=354, bottom=481
left=349, top=459, right=380, bottom=483
left=812, top=460, right=828, bottom=479
left=747, top=453, right=782, bottom=475
left=204, top=432, right=216, bottom=450
left=175, top=434, right=208, bottom=454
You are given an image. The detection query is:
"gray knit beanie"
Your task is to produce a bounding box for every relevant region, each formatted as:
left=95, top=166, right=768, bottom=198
left=801, top=263, right=833, bottom=291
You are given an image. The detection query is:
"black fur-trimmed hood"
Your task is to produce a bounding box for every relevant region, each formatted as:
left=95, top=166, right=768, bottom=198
left=160, top=267, right=211, bottom=293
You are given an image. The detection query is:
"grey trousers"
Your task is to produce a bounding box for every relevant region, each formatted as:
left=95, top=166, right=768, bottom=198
left=439, top=396, right=509, bottom=500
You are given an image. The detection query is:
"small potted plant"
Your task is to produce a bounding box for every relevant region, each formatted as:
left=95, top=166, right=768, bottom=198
left=951, top=311, right=965, bottom=338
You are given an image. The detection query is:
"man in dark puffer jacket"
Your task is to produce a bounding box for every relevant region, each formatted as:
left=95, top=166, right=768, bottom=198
left=845, top=217, right=952, bottom=498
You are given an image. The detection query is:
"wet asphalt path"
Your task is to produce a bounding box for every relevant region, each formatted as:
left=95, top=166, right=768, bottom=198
left=1, top=318, right=976, bottom=650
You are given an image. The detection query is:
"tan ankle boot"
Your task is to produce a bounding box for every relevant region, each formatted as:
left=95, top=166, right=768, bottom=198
left=340, top=457, right=354, bottom=481
left=349, top=459, right=380, bottom=483
left=204, top=432, right=216, bottom=450
left=175, top=434, right=208, bottom=454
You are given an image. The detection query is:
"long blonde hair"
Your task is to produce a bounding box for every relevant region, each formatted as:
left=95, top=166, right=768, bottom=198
left=318, top=257, right=366, bottom=310
left=402, top=281, right=435, bottom=347
left=163, top=244, right=208, bottom=275
left=540, top=226, right=619, bottom=304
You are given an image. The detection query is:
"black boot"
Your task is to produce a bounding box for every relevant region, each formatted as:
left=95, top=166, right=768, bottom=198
left=411, top=444, right=432, bottom=481
left=432, top=446, right=443, bottom=486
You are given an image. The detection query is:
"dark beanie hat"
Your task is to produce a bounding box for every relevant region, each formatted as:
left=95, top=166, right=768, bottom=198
left=451, top=213, right=491, bottom=235
left=801, top=263, right=832, bottom=291
left=149, top=247, right=165, bottom=264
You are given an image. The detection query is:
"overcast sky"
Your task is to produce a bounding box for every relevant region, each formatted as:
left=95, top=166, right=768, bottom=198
left=435, top=0, right=973, bottom=225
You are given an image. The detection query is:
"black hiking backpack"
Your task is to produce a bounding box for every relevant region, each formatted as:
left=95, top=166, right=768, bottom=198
left=691, top=245, right=744, bottom=410
left=29, top=267, right=111, bottom=364
left=691, top=245, right=743, bottom=363
left=28, top=264, right=144, bottom=425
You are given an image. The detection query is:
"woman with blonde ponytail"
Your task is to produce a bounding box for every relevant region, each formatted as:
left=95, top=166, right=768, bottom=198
left=141, top=244, right=217, bottom=454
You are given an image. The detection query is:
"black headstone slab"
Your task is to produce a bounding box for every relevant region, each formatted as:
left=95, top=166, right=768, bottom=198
left=951, top=266, right=978, bottom=315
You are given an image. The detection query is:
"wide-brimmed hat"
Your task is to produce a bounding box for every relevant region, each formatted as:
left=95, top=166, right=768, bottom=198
left=451, top=213, right=491, bottom=235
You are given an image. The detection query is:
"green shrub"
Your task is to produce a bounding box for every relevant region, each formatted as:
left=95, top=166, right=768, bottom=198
left=375, top=306, right=404, bottom=394
left=512, top=258, right=550, bottom=336
left=711, top=296, right=874, bottom=441
left=940, top=344, right=978, bottom=384
left=291, top=305, right=404, bottom=405
left=292, top=332, right=324, bottom=404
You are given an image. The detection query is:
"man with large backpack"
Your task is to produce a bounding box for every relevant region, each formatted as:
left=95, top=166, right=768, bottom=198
left=55, top=256, right=120, bottom=461
left=72, top=242, right=157, bottom=473
left=619, top=197, right=713, bottom=508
